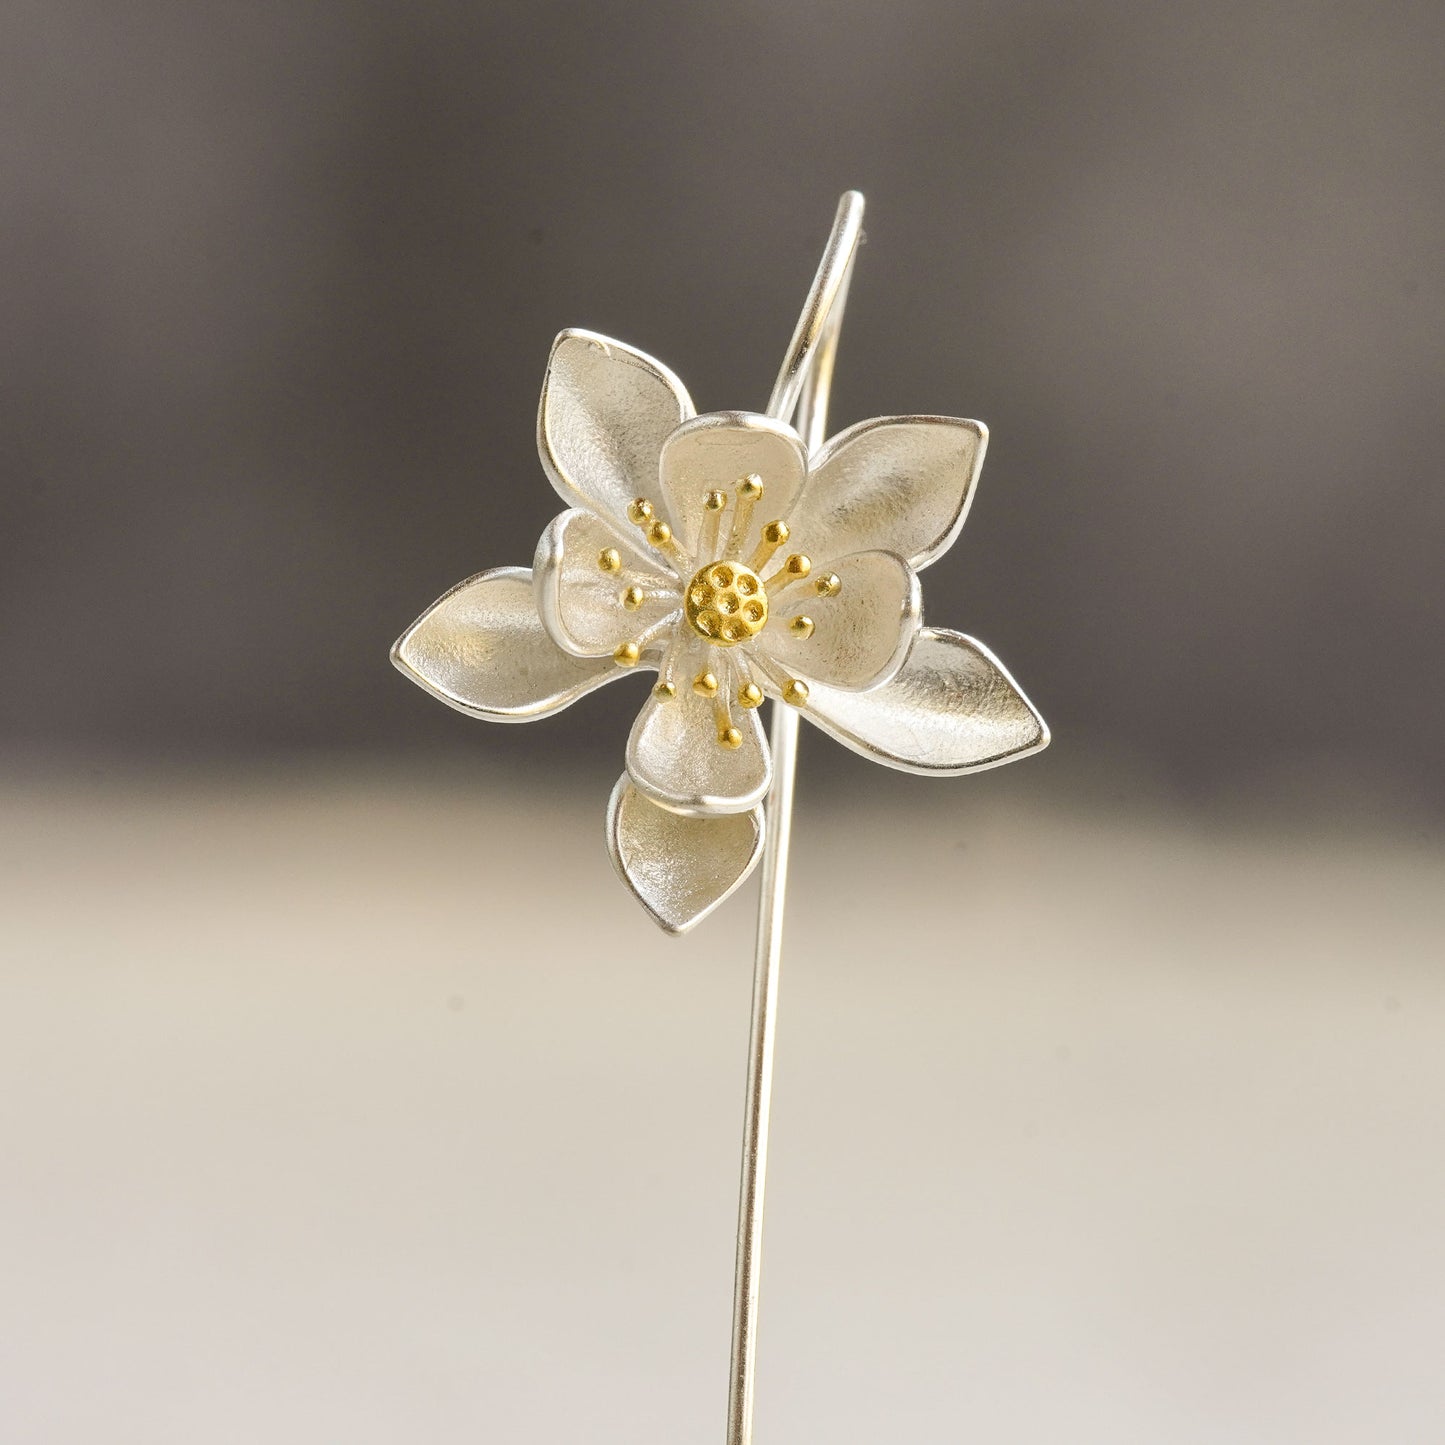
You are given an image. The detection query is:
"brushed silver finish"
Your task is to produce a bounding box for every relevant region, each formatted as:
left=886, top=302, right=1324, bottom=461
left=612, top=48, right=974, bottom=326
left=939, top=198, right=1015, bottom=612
left=390, top=566, right=619, bottom=721
left=805, top=626, right=1050, bottom=773
left=537, top=328, right=694, bottom=534
left=658, top=411, right=808, bottom=559
left=533, top=507, right=682, bottom=656
left=760, top=547, right=921, bottom=691
left=787, top=413, right=987, bottom=571
left=625, top=634, right=772, bottom=817
left=605, top=776, right=763, bottom=935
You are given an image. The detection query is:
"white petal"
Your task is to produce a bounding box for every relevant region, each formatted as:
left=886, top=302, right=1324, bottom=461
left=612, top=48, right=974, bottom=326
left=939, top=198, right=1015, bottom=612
left=392, top=567, right=622, bottom=720
left=606, top=775, right=764, bottom=934
left=534, top=509, right=682, bottom=658
left=786, top=416, right=987, bottom=571
left=802, top=628, right=1049, bottom=773
left=658, top=412, right=808, bottom=560
left=537, top=329, right=695, bottom=534
left=759, top=550, right=920, bottom=691
left=626, top=640, right=770, bottom=815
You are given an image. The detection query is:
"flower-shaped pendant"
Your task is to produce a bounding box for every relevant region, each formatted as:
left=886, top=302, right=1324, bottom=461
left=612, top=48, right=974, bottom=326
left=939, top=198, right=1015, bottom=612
left=393, top=226, right=1047, bottom=934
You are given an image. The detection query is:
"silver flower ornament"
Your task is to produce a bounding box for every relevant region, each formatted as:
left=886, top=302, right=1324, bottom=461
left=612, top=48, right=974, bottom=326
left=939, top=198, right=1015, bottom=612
left=393, top=328, right=1048, bottom=932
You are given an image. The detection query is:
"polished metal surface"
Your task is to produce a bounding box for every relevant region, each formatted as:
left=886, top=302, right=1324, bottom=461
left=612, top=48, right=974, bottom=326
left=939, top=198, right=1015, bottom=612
left=728, top=191, right=865, bottom=1445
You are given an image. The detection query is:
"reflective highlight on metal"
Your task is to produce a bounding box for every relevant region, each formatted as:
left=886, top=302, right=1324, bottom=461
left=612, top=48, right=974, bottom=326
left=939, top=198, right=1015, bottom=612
left=389, top=189, right=1052, bottom=1445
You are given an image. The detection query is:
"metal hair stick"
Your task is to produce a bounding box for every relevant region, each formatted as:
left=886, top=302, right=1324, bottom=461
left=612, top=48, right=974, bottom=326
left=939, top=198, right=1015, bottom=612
left=726, top=191, right=863, bottom=1445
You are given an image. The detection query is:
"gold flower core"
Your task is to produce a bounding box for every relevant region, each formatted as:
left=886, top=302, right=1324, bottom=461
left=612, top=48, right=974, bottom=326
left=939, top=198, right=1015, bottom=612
left=685, top=561, right=768, bottom=646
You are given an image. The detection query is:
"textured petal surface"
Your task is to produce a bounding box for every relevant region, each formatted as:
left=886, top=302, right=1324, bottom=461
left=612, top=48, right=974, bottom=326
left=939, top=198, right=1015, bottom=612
left=391, top=567, right=621, bottom=721
left=534, top=509, right=681, bottom=657
left=802, top=628, right=1048, bottom=773
left=626, top=638, right=770, bottom=815
left=605, top=775, right=763, bottom=934
left=537, top=329, right=694, bottom=533
left=786, top=416, right=987, bottom=570
left=759, top=550, right=920, bottom=691
left=658, top=412, right=808, bottom=560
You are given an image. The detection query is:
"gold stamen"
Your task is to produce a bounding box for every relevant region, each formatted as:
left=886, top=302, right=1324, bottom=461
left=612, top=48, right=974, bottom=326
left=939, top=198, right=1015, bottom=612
left=789, top=615, right=815, bottom=639
left=738, top=682, right=764, bottom=708
left=693, top=669, right=719, bottom=698
left=717, top=725, right=743, bottom=750
left=598, top=548, right=622, bottom=573
left=782, top=678, right=810, bottom=707
left=621, top=584, right=645, bottom=611
left=765, top=552, right=811, bottom=590
left=613, top=641, right=641, bottom=666
left=748, top=519, right=790, bottom=572
left=726, top=474, right=763, bottom=557
left=627, top=498, right=655, bottom=525
left=698, top=489, right=727, bottom=560
left=653, top=679, right=676, bottom=701
left=814, top=572, right=841, bottom=598
left=645, top=518, right=674, bottom=551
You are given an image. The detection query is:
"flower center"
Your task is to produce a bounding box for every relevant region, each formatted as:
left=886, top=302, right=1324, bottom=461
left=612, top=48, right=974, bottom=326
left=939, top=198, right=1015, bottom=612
left=685, top=561, right=768, bottom=646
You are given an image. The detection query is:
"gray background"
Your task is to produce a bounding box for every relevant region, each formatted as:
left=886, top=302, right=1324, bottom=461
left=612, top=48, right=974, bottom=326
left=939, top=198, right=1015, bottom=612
left=4, top=5, right=1444, bottom=1443
left=5, top=0, right=1442, bottom=807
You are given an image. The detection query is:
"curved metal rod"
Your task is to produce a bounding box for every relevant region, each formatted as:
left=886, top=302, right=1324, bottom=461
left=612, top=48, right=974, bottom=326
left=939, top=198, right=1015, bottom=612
left=727, top=190, right=864, bottom=1445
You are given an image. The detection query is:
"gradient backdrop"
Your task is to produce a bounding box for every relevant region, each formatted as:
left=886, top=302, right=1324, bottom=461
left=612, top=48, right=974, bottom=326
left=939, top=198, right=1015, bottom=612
left=2, top=3, right=1443, bottom=1442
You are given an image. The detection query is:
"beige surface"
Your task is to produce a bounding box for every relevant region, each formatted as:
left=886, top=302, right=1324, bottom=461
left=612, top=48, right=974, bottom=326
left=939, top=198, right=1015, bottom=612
left=1, top=764, right=1442, bottom=1443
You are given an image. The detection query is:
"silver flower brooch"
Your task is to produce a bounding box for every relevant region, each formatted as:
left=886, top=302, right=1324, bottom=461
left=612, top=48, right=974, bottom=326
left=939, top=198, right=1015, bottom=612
left=391, top=193, right=1049, bottom=1444
left=393, top=201, right=1048, bottom=935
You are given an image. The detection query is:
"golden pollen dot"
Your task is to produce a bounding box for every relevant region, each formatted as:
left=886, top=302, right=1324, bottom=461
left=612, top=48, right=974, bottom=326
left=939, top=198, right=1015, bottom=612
left=645, top=519, right=672, bottom=548
left=684, top=560, right=769, bottom=645
left=627, top=498, right=654, bottom=525
left=814, top=572, right=841, bottom=597
left=704, top=490, right=727, bottom=512
left=761, top=519, right=789, bottom=546
left=598, top=548, right=622, bottom=573
left=692, top=670, right=719, bottom=697
left=653, top=680, right=676, bottom=701
left=613, top=641, right=641, bottom=666
left=621, top=584, right=645, bottom=611
left=718, top=726, right=743, bottom=750
left=782, top=678, right=810, bottom=706
left=789, top=615, right=815, bottom=638
left=738, top=474, right=763, bottom=501
left=738, top=682, right=764, bottom=708
left=784, top=553, right=811, bottom=579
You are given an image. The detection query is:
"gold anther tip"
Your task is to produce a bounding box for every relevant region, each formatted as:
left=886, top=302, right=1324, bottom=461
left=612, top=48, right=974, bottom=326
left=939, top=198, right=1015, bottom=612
left=598, top=547, right=622, bottom=573
left=704, top=489, right=727, bottom=511
left=784, top=553, right=811, bottom=578
left=789, top=615, right=815, bottom=638
left=738, top=474, right=763, bottom=500
left=613, top=641, right=641, bottom=666
left=761, top=519, right=789, bottom=545
left=738, top=682, right=764, bottom=708
left=815, top=572, right=841, bottom=597
left=627, top=498, right=655, bottom=525
left=621, top=584, right=645, bottom=611
left=718, top=726, right=743, bottom=750
left=692, top=670, right=719, bottom=697
left=653, top=680, right=677, bottom=701
left=645, top=519, right=672, bottom=547
left=782, top=678, right=810, bottom=706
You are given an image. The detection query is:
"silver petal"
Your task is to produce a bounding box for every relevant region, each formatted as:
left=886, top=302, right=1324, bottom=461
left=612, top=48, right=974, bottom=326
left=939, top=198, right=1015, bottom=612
left=534, top=508, right=682, bottom=657
left=759, top=549, right=920, bottom=691
left=606, top=775, right=764, bottom=935
left=391, top=566, right=622, bottom=721
left=537, top=329, right=694, bottom=536
left=658, top=412, right=808, bottom=560
left=801, top=627, right=1049, bottom=773
left=786, top=415, right=987, bottom=571
left=626, top=637, right=771, bottom=815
